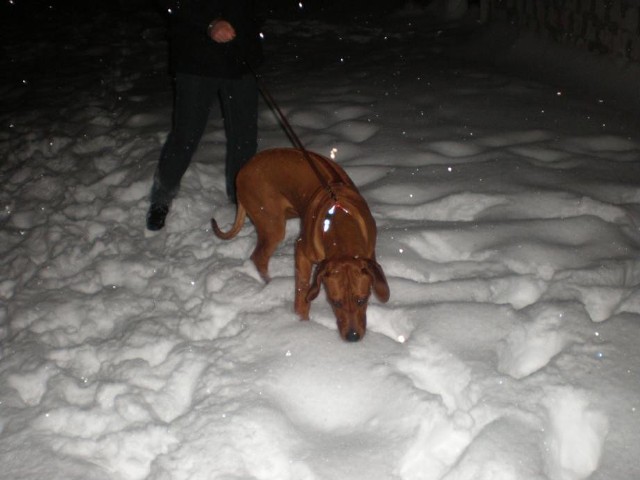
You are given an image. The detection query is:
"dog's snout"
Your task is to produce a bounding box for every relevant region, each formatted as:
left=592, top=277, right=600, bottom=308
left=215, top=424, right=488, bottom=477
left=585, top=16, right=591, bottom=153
left=345, top=330, right=361, bottom=342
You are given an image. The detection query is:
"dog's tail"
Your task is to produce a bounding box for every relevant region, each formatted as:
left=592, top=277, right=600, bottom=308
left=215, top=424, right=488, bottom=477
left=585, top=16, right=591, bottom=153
left=211, top=203, right=247, bottom=239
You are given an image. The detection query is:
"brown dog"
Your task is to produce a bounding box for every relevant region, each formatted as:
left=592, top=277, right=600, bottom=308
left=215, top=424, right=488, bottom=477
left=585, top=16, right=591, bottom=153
left=211, top=148, right=390, bottom=341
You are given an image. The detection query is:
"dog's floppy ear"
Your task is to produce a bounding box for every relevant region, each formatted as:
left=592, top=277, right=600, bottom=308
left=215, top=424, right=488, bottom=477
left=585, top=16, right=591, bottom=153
left=366, top=260, right=390, bottom=303
left=306, top=260, right=328, bottom=302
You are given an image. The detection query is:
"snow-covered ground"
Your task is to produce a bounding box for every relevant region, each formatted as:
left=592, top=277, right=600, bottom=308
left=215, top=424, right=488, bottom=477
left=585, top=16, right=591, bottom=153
left=2, top=5, right=640, bottom=480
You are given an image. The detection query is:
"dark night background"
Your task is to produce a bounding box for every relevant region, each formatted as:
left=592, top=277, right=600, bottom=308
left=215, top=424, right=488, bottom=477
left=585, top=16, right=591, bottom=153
left=1, top=0, right=439, bottom=66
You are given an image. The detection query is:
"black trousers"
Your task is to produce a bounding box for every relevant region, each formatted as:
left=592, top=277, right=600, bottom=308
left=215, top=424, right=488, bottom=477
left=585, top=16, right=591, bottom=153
left=151, top=72, right=258, bottom=205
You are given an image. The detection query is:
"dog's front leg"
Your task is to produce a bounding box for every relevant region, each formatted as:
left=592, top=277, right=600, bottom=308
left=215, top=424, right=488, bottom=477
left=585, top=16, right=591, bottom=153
left=294, top=241, right=312, bottom=320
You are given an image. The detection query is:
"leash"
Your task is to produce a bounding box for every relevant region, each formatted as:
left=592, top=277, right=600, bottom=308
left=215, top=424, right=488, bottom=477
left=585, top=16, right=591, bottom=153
left=243, top=60, right=338, bottom=203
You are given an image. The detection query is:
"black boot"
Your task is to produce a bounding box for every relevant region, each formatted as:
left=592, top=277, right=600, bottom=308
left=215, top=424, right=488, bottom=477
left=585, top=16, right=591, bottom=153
left=146, top=203, right=169, bottom=231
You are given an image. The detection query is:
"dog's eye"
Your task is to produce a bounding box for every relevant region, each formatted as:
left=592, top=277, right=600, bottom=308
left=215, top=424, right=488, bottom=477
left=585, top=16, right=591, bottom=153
left=355, top=298, right=367, bottom=307
left=331, top=300, right=343, bottom=309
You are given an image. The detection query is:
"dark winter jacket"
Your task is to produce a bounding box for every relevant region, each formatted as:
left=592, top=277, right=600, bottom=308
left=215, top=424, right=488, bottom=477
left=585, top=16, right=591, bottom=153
left=158, top=0, right=263, bottom=78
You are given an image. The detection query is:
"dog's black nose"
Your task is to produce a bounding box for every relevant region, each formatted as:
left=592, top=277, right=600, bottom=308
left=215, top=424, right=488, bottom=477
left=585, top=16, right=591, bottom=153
left=345, top=330, right=361, bottom=342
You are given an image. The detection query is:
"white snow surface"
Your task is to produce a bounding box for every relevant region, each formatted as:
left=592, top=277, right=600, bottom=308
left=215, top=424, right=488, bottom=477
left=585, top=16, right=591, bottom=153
left=2, top=8, right=640, bottom=480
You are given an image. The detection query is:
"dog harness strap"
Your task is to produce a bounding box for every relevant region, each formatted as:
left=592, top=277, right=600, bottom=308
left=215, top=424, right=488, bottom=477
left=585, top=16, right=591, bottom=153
left=322, top=202, right=350, bottom=233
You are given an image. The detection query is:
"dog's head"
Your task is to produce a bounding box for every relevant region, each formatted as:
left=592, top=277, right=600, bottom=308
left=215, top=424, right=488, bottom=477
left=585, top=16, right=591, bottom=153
left=307, top=257, right=390, bottom=342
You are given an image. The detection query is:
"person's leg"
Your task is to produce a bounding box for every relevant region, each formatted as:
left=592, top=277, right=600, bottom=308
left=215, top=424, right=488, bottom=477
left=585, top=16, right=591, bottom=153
left=151, top=73, right=220, bottom=206
left=219, top=74, right=259, bottom=203
left=147, top=74, right=219, bottom=230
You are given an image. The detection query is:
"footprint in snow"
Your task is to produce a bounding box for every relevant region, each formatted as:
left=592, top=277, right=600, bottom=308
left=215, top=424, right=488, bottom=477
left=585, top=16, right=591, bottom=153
left=477, top=129, right=554, bottom=148
left=497, top=304, right=582, bottom=380
left=329, top=119, right=378, bottom=143
left=542, top=387, right=609, bottom=480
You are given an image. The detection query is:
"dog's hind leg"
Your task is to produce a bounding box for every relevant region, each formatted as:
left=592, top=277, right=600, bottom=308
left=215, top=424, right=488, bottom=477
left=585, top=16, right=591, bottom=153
left=249, top=217, right=286, bottom=283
